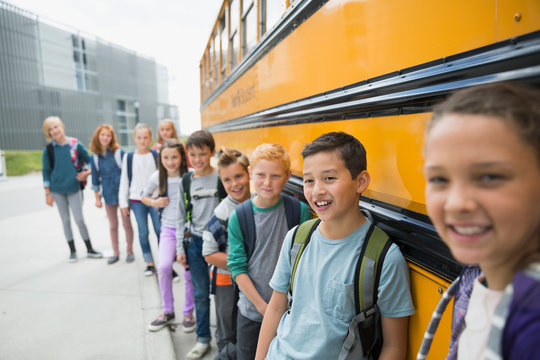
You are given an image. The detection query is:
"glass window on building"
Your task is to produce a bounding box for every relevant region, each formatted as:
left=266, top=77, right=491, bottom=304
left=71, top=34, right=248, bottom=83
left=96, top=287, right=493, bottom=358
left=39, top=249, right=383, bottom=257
left=241, top=0, right=256, bottom=57
left=229, top=0, right=239, bottom=70
left=116, top=99, right=138, bottom=146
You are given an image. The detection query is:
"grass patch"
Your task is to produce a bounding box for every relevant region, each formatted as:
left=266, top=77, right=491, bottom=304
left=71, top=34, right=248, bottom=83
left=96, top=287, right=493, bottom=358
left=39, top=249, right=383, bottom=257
left=3, top=150, right=43, bottom=176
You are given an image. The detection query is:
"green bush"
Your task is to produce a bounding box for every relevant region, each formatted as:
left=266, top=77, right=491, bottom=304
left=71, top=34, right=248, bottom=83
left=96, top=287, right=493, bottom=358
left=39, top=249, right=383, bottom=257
left=3, top=150, right=43, bottom=176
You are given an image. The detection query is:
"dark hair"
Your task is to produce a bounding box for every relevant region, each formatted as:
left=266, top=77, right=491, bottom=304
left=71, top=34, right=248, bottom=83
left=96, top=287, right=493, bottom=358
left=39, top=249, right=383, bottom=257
left=186, top=129, right=215, bottom=152
left=429, top=82, right=540, bottom=163
left=301, top=132, right=366, bottom=179
left=158, top=139, right=188, bottom=195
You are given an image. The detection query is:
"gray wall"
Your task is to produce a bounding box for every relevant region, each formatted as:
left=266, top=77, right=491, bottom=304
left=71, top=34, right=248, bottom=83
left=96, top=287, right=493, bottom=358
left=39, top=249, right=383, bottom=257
left=0, top=1, right=178, bottom=150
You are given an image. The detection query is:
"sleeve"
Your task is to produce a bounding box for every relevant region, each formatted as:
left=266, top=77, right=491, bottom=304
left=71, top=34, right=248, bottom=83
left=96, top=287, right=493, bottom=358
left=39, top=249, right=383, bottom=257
left=299, top=202, right=312, bottom=223
left=175, top=180, right=187, bottom=255
left=377, top=244, right=415, bottom=317
left=77, top=142, right=91, bottom=165
left=91, top=155, right=100, bottom=192
left=226, top=210, right=249, bottom=280
left=42, top=147, right=51, bottom=188
left=269, top=227, right=295, bottom=293
left=118, top=154, right=129, bottom=208
left=141, top=171, right=159, bottom=197
left=202, top=229, right=220, bottom=257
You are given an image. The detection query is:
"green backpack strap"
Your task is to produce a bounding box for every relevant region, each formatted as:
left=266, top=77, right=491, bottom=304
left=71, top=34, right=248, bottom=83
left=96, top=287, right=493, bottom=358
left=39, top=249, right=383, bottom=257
left=288, top=218, right=320, bottom=311
left=182, top=171, right=193, bottom=222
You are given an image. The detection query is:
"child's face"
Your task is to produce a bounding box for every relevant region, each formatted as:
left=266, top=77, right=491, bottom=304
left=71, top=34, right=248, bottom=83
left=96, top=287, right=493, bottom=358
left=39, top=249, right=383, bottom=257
left=134, top=129, right=152, bottom=150
left=48, top=121, right=65, bottom=142
left=187, top=145, right=214, bottom=174
left=303, top=150, right=368, bottom=223
left=220, top=163, right=250, bottom=203
left=98, top=129, right=113, bottom=148
left=250, top=159, right=290, bottom=204
left=424, top=114, right=540, bottom=271
left=161, top=147, right=182, bottom=176
left=159, top=123, right=174, bottom=141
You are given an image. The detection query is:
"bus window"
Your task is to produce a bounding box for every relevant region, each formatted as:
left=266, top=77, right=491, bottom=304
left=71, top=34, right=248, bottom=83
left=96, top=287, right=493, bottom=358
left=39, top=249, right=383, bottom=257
left=213, top=32, right=219, bottom=85
left=261, top=0, right=287, bottom=36
left=241, top=0, right=257, bottom=57
left=220, top=12, right=228, bottom=78
left=229, top=0, right=239, bottom=69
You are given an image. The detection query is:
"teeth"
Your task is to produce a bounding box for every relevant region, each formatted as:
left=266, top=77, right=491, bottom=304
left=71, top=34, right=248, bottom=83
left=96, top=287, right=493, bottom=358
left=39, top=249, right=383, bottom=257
left=316, top=201, right=329, bottom=206
left=453, top=226, right=488, bottom=235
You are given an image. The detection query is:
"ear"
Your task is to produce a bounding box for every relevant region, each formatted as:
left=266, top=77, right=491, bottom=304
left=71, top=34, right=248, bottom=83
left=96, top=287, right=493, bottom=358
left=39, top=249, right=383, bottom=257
left=355, top=170, right=370, bottom=194
left=248, top=166, right=253, bottom=179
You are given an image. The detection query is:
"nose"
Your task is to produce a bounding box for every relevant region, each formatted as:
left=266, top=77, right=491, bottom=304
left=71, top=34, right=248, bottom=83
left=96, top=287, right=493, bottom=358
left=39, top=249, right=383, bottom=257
left=313, top=180, right=326, bottom=196
left=444, top=184, right=476, bottom=213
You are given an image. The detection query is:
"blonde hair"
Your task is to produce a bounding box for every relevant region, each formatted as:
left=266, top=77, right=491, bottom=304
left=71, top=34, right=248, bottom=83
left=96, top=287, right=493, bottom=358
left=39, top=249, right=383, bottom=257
left=42, top=116, right=64, bottom=142
left=218, top=147, right=250, bottom=174
left=134, top=123, right=153, bottom=137
left=90, top=124, right=121, bottom=154
left=156, top=119, right=179, bottom=142
left=251, top=143, right=290, bottom=173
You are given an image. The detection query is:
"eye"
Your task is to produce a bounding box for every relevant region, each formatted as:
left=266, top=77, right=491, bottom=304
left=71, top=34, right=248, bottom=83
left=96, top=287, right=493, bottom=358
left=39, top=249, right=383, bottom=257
left=303, top=178, right=313, bottom=185
left=324, top=176, right=336, bottom=182
left=427, top=176, right=448, bottom=184
left=478, top=173, right=505, bottom=184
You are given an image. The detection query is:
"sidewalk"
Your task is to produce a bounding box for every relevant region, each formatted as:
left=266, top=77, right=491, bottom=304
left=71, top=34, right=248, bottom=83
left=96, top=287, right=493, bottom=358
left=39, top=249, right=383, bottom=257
left=0, top=174, right=217, bottom=359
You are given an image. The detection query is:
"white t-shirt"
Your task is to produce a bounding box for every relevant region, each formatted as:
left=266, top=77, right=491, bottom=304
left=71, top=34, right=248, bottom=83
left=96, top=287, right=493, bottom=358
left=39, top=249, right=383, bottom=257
left=118, top=152, right=157, bottom=208
left=457, top=276, right=504, bottom=360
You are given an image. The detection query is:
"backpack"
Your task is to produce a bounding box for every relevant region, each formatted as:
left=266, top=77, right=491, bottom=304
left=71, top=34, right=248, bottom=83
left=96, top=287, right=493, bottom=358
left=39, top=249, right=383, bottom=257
left=126, top=150, right=158, bottom=187
left=288, top=218, right=392, bottom=360
left=46, top=137, right=87, bottom=190
left=181, top=170, right=227, bottom=223
left=92, top=148, right=123, bottom=174
left=235, top=193, right=301, bottom=261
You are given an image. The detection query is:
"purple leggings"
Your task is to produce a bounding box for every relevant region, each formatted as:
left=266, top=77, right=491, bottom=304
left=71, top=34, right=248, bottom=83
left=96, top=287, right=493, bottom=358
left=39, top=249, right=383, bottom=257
left=158, top=226, right=194, bottom=315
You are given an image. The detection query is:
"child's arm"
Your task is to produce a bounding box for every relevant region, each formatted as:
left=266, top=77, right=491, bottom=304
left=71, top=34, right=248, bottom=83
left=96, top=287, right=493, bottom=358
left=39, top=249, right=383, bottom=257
left=94, top=191, right=102, bottom=208
left=379, top=315, right=409, bottom=360
left=255, top=290, right=288, bottom=360
left=141, top=172, right=168, bottom=207
left=118, top=154, right=130, bottom=215
left=76, top=143, right=92, bottom=181
left=204, top=252, right=228, bottom=269
left=235, top=273, right=268, bottom=315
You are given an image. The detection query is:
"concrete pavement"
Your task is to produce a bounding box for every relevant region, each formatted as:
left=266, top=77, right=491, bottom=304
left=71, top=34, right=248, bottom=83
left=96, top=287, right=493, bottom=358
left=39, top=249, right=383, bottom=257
left=0, top=174, right=218, bottom=360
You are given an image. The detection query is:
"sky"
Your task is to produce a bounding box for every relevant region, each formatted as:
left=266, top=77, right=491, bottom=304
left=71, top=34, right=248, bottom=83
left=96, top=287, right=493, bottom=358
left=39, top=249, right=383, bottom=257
left=6, top=0, right=223, bottom=135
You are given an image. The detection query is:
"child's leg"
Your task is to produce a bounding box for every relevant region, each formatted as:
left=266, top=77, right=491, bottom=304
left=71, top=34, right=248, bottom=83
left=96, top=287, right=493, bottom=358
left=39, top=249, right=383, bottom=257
left=52, top=192, right=74, bottom=244
left=105, top=204, right=119, bottom=256
left=183, top=270, right=195, bottom=317
left=186, top=236, right=211, bottom=343
left=130, top=201, right=153, bottom=263
left=157, top=226, right=177, bottom=314
left=214, top=284, right=237, bottom=352
left=66, top=191, right=90, bottom=242
left=119, top=207, right=134, bottom=255
left=236, top=313, right=261, bottom=360
left=148, top=206, right=161, bottom=245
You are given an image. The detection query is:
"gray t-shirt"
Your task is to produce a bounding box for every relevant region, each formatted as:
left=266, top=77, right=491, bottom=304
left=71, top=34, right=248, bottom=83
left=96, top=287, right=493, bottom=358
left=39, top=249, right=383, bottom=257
left=176, top=171, right=220, bottom=254
left=141, top=172, right=180, bottom=228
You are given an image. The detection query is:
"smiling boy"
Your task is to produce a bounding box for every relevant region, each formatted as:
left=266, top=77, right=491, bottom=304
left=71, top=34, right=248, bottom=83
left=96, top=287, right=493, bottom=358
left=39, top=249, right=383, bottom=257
left=227, top=143, right=311, bottom=360
left=256, top=132, right=414, bottom=360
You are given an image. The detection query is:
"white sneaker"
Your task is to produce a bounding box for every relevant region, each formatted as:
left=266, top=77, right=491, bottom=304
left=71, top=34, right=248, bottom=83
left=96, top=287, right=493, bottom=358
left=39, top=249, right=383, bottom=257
left=186, top=342, right=210, bottom=360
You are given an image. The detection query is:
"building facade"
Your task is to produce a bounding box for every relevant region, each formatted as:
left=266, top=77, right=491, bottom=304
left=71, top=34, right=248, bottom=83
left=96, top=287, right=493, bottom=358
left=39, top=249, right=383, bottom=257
left=0, top=1, right=178, bottom=150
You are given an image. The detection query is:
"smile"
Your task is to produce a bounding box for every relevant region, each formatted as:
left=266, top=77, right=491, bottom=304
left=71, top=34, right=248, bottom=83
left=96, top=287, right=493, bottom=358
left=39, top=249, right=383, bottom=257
left=315, top=200, right=331, bottom=207
left=451, top=225, right=490, bottom=235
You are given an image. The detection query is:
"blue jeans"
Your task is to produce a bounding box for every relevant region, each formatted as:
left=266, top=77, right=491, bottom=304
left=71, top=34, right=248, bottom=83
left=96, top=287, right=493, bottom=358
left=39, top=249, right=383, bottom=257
left=187, top=235, right=211, bottom=343
left=130, top=200, right=160, bottom=263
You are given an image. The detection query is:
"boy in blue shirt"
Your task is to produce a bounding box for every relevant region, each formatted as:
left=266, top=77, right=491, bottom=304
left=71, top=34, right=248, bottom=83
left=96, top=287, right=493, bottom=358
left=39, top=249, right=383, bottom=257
left=256, top=132, right=414, bottom=359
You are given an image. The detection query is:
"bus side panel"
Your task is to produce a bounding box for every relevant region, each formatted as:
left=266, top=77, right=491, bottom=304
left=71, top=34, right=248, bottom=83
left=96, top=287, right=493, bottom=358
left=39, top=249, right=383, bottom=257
left=408, top=263, right=453, bottom=359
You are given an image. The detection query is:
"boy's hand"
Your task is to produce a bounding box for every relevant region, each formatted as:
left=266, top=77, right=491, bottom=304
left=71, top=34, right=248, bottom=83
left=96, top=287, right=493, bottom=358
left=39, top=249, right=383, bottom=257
left=177, top=253, right=188, bottom=268
left=120, top=207, right=129, bottom=216
left=45, top=193, right=54, bottom=206
left=153, top=196, right=169, bottom=208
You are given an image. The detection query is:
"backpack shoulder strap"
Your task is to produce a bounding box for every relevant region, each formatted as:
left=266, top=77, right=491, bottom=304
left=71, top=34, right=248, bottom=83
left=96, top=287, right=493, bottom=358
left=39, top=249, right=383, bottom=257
left=282, top=193, right=301, bottom=230
left=127, top=152, right=134, bottom=185
left=150, top=149, right=158, bottom=165
left=289, top=218, right=320, bottom=297
left=92, top=153, right=100, bottom=174
left=182, top=171, right=193, bottom=222
left=46, top=143, right=55, bottom=170
left=114, top=148, right=123, bottom=169
left=217, top=176, right=227, bottom=201
left=236, top=199, right=256, bottom=261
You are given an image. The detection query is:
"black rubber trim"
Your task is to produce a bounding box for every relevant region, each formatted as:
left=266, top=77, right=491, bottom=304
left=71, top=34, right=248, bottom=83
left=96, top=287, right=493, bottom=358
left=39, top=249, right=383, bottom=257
left=206, top=30, right=540, bottom=133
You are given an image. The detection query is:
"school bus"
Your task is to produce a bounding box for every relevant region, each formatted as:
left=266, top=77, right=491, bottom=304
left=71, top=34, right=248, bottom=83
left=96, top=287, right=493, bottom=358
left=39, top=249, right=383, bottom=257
left=198, top=0, right=540, bottom=358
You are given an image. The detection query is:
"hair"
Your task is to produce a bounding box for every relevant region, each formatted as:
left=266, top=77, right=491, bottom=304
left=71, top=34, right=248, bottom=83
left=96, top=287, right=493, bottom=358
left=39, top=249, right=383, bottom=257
left=301, top=132, right=367, bottom=179
left=217, top=147, right=250, bottom=174
left=134, top=123, right=153, bottom=137
left=90, top=124, right=120, bottom=154
left=42, top=116, right=65, bottom=142
left=429, top=82, right=540, bottom=164
left=156, top=119, right=179, bottom=143
left=158, top=138, right=188, bottom=195
left=186, top=129, right=215, bottom=152
left=251, top=143, right=290, bottom=173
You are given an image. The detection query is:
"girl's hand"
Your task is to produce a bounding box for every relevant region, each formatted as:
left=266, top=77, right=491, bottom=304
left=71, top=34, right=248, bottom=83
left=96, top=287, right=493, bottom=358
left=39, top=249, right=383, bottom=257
left=95, top=197, right=102, bottom=208
left=177, top=254, right=188, bottom=269
left=45, top=193, right=54, bottom=206
left=153, top=196, right=169, bottom=208
left=120, top=207, right=129, bottom=216
left=76, top=169, right=91, bottom=181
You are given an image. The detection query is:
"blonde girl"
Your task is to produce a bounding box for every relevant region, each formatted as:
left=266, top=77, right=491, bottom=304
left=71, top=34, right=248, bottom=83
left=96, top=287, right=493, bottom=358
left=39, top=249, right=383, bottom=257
left=418, top=82, right=540, bottom=359
left=142, top=139, right=190, bottom=331
left=42, top=116, right=102, bottom=262
left=152, top=119, right=179, bottom=150
left=90, top=124, right=134, bottom=264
